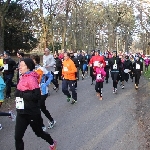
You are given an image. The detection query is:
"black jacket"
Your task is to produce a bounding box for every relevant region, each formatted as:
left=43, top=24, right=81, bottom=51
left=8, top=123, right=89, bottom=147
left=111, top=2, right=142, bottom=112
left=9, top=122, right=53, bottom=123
left=108, top=57, right=121, bottom=72
left=104, top=57, right=110, bottom=69
left=81, top=55, right=88, bottom=65
left=55, top=57, right=62, bottom=71
left=123, top=60, right=133, bottom=70
left=132, top=60, right=143, bottom=74
left=77, top=54, right=82, bottom=65
left=71, top=56, right=79, bottom=68
left=3, top=57, right=16, bottom=74
left=15, top=88, right=41, bottom=115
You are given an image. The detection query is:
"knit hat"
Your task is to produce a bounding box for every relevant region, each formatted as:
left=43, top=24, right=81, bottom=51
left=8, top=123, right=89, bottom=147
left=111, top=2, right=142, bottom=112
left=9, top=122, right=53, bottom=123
left=4, top=50, right=10, bottom=56
left=22, top=58, right=35, bottom=71
left=125, top=55, right=129, bottom=59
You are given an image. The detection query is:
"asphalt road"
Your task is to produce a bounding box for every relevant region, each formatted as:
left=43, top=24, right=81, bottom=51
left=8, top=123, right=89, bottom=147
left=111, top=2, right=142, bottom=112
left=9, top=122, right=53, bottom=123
left=0, top=73, right=143, bottom=150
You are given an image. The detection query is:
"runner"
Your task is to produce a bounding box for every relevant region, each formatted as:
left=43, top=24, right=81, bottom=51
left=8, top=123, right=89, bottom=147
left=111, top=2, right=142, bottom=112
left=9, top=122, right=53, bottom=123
left=93, top=61, right=106, bottom=100
left=129, top=55, right=135, bottom=82
left=108, top=51, right=121, bottom=93
left=121, top=55, right=133, bottom=89
left=43, top=48, right=59, bottom=91
left=144, top=56, right=150, bottom=72
left=70, top=51, right=79, bottom=90
left=81, top=51, right=88, bottom=80
left=32, top=55, right=56, bottom=131
left=14, top=58, right=56, bottom=150
left=132, top=56, right=143, bottom=89
left=54, top=53, right=63, bottom=84
left=62, top=52, right=77, bottom=104
left=89, top=50, right=106, bottom=85
left=104, top=53, right=110, bottom=83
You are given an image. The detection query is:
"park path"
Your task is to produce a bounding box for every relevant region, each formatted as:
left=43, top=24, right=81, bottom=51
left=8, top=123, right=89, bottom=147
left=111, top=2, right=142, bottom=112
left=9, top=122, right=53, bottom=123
left=0, top=73, right=144, bottom=150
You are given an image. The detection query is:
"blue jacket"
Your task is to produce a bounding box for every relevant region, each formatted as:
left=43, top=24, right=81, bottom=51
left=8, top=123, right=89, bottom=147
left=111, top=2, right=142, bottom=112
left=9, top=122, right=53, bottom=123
left=35, top=65, right=53, bottom=95
left=40, top=71, right=53, bottom=95
left=0, top=76, right=6, bottom=102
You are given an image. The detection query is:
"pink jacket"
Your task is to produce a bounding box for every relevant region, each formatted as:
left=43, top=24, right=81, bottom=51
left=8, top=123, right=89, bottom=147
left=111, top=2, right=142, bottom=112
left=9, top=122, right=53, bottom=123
left=17, top=71, right=39, bottom=91
left=144, top=59, right=150, bottom=66
left=94, top=67, right=106, bottom=82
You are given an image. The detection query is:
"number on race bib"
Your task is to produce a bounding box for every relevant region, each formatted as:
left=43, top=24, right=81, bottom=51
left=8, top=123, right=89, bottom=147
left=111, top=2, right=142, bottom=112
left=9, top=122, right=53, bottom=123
left=16, top=97, right=24, bottom=109
left=94, top=61, right=99, bottom=66
left=136, top=63, right=140, bottom=69
left=113, top=64, right=117, bottom=69
left=64, top=67, right=68, bottom=71
left=97, top=74, right=102, bottom=80
left=105, top=61, right=108, bottom=65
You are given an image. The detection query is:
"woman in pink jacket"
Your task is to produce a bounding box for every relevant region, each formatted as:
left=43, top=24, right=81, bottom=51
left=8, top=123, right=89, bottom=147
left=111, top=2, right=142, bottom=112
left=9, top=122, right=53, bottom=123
left=93, top=61, right=106, bottom=100
left=144, top=57, right=150, bottom=71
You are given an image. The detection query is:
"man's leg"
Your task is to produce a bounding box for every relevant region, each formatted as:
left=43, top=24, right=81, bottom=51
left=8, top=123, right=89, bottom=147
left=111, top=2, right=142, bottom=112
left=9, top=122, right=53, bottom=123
left=5, top=74, right=13, bottom=98
left=69, top=80, right=77, bottom=104
left=62, top=79, right=71, bottom=102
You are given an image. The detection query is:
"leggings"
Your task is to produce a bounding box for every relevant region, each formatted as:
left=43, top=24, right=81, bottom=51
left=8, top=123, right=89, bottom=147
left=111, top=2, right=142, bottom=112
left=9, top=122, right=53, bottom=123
left=15, top=113, right=54, bottom=150
left=39, top=94, right=54, bottom=127
left=0, top=112, right=11, bottom=116
left=95, top=82, right=103, bottom=97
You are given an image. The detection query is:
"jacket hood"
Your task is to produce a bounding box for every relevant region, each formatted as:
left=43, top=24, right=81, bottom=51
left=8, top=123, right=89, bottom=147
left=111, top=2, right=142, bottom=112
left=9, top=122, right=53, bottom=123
left=23, top=71, right=39, bottom=80
left=17, top=71, right=39, bottom=91
left=22, top=71, right=40, bottom=80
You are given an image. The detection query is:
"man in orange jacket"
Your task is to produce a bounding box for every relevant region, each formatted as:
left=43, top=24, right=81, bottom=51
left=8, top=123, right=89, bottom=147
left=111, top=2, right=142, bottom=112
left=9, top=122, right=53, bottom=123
left=62, top=52, right=77, bottom=104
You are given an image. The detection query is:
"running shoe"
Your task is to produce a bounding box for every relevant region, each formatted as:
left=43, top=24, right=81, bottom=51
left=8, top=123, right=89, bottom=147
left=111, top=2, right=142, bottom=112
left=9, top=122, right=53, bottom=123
left=96, top=93, right=100, bottom=97
left=9, top=110, right=16, bottom=121
left=71, top=99, right=77, bottom=104
left=48, top=120, right=56, bottom=129
left=67, top=96, right=71, bottom=102
left=99, top=97, right=103, bottom=100
left=113, top=89, right=115, bottom=94
left=49, top=140, right=57, bottom=150
left=135, top=86, right=138, bottom=89
left=0, top=124, right=2, bottom=130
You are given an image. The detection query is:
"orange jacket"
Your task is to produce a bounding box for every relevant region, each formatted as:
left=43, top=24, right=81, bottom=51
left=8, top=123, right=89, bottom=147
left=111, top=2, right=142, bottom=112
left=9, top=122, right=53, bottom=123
left=62, top=58, right=77, bottom=80
left=35, top=68, right=43, bottom=83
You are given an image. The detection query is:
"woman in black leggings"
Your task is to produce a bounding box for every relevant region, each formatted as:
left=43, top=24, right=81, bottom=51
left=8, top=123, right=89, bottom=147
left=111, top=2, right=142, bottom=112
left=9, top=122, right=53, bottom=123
left=15, top=58, right=56, bottom=150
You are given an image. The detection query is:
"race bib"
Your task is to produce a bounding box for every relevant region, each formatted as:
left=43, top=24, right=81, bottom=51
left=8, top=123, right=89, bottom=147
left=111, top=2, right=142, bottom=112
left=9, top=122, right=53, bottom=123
left=105, top=61, right=108, bottom=65
left=3, top=64, right=8, bottom=70
left=64, top=67, right=68, bottom=71
left=97, top=74, right=102, bottom=80
left=16, top=97, right=24, bottom=109
left=54, top=71, right=59, bottom=74
left=94, top=61, right=99, bottom=66
left=124, top=69, right=129, bottom=73
left=113, top=64, right=117, bottom=69
left=136, top=63, right=140, bottom=69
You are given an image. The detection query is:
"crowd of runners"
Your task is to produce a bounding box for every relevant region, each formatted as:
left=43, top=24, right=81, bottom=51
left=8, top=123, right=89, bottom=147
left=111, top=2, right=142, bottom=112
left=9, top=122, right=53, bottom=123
left=0, top=48, right=149, bottom=150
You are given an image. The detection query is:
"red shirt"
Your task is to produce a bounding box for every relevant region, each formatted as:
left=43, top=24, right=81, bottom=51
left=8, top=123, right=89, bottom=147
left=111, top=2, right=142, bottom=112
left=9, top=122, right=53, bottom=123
left=89, top=55, right=106, bottom=67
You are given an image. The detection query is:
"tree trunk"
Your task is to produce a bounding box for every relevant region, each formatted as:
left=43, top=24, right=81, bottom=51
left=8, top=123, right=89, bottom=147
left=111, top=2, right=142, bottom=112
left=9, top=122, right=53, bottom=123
left=0, top=15, right=4, bottom=53
left=61, top=1, right=69, bottom=50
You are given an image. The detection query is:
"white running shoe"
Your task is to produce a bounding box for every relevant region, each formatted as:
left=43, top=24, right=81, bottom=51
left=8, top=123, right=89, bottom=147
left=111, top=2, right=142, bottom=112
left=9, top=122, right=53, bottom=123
left=48, top=120, right=56, bottom=129
left=9, top=110, right=16, bottom=121
left=42, top=126, right=46, bottom=132
left=0, top=124, right=2, bottom=130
